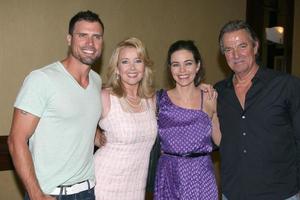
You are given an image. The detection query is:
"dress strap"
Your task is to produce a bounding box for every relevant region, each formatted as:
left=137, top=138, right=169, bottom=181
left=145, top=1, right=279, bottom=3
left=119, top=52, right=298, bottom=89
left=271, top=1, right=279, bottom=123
left=200, top=90, right=204, bottom=110
left=156, top=89, right=164, bottom=115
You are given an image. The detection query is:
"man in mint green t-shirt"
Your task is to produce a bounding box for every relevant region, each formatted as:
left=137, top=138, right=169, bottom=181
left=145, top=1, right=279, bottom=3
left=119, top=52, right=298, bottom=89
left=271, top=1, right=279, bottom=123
left=8, top=10, right=104, bottom=200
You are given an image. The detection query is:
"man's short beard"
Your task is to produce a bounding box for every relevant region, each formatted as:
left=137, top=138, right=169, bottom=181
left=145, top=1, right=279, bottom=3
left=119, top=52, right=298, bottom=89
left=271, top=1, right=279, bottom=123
left=79, top=57, right=98, bottom=66
left=71, top=51, right=100, bottom=66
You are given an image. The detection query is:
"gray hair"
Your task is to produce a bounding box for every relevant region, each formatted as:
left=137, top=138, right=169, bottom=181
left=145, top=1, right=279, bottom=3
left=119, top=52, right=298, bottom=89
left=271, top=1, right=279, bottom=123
left=218, top=20, right=259, bottom=54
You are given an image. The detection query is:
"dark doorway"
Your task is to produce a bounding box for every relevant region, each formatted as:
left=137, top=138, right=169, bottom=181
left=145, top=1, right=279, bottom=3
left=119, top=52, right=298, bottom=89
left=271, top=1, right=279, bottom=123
left=246, top=0, right=294, bottom=74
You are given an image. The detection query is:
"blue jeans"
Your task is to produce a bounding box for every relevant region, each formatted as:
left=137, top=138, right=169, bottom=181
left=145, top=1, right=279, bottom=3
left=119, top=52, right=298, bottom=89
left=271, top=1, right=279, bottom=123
left=24, top=187, right=95, bottom=200
left=222, top=193, right=300, bottom=200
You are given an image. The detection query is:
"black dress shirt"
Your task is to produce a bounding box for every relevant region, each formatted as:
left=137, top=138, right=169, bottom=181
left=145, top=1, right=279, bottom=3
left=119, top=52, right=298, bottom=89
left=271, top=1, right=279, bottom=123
left=215, top=67, right=300, bottom=200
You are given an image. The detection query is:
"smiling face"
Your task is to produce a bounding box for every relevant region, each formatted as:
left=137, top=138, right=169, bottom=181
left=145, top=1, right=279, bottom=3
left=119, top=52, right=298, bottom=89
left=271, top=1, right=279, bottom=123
left=170, top=49, right=200, bottom=88
left=116, top=47, right=145, bottom=88
left=222, top=29, right=258, bottom=76
left=67, top=20, right=103, bottom=66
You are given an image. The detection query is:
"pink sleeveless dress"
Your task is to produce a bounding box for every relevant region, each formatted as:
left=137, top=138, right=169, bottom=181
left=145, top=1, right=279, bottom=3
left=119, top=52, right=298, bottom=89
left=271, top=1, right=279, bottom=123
left=94, top=95, right=157, bottom=200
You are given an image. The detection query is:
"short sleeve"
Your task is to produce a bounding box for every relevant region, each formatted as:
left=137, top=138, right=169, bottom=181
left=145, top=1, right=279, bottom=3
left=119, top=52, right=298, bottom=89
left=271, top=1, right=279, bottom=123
left=14, top=70, right=51, bottom=117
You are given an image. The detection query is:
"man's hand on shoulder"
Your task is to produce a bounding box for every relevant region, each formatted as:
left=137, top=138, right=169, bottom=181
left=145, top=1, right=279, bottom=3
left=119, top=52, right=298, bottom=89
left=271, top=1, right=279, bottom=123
left=198, top=83, right=216, bottom=100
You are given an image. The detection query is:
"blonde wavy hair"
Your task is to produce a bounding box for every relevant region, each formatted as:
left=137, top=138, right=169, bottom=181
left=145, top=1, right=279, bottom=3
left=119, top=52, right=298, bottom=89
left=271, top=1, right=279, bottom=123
left=105, top=37, right=155, bottom=98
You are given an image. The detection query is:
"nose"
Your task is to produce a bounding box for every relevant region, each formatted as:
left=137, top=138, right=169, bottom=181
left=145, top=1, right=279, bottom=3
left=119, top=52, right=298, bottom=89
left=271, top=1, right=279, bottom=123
left=130, top=62, right=136, bottom=70
left=86, top=36, right=94, bottom=46
left=179, top=64, right=186, bottom=73
left=232, top=48, right=240, bottom=59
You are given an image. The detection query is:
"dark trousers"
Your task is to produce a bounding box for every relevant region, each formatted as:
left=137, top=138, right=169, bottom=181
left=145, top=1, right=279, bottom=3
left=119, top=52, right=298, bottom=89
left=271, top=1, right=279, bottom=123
left=24, top=187, right=95, bottom=200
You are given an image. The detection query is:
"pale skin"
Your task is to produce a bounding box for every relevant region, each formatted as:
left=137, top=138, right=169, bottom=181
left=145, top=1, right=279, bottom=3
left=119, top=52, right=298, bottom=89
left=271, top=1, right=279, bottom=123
left=167, top=49, right=221, bottom=145
left=222, top=29, right=259, bottom=109
left=8, top=20, right=103, bottom=200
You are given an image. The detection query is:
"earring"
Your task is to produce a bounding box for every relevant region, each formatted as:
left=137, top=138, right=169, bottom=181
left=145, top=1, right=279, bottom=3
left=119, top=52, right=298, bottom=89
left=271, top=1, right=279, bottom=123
left=116, top=73, right=119, bottom=80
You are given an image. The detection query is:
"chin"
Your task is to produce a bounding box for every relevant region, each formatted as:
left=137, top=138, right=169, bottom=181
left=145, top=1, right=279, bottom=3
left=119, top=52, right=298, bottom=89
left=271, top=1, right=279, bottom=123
left=81, top=58, right=97, bottom=66
left=177, top=82, right=194, bottom=87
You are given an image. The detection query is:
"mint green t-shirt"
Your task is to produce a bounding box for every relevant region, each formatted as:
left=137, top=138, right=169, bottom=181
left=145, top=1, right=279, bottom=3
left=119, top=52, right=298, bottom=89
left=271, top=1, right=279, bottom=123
left=14, top=62, right=102, bottom=194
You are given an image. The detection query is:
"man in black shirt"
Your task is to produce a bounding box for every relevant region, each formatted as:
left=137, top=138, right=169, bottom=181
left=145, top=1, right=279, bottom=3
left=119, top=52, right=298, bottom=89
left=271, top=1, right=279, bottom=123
left=215, top=20, right=300, bottom=200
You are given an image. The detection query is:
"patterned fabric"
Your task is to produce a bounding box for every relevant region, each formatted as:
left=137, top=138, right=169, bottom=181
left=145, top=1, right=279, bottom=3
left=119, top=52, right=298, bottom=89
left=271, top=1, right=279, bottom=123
left=155, top=90, right=218, bottom=200
left=94, top=95, right=157, bottom=200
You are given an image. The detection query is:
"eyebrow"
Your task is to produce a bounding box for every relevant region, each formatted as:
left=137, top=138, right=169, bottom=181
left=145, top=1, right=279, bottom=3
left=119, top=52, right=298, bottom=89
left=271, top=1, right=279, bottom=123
left=171, top=59, right=194, bottom=65
left=73, top=32, right=103, bottom=36
left=184, top=59, right=194, bottom=62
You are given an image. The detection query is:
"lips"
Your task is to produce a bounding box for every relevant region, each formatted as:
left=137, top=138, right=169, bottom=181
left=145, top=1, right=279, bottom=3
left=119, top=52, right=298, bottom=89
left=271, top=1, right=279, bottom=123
left=82, top=47, right=96, bottom=54
left=233, top=59, right=245, bottom=65
left=178, top=74, right=189, bottom=79
left=127, top=72, right=139, bottom=78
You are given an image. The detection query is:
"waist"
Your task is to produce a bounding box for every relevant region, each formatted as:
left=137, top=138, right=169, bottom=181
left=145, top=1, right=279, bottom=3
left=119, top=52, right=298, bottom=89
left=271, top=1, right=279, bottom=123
left=49, top=180, right=95, bottom=195
left=163, top=151, right=210, bottom=158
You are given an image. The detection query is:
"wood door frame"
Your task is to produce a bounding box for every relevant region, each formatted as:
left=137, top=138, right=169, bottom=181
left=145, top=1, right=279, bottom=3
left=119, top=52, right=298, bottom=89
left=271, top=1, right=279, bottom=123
left=0, top=136, right=14, bottom=171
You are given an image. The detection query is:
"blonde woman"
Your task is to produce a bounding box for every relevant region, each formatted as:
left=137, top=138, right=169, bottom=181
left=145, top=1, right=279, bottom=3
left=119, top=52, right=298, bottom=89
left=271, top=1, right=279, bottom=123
left=93, top=37, right=157, bottom=200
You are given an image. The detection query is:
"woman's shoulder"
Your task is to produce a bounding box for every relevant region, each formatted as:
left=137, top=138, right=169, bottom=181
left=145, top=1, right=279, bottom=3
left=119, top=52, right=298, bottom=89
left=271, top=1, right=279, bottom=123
left=101, top=88, right=119, bottom=98
left=101, top=87, right=110, bottom=95
left=101, top=88, right=113, bottom=119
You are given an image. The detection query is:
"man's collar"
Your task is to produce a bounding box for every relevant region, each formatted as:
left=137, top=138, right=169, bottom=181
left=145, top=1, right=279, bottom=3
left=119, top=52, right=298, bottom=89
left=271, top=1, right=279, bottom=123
left=224, top=66, right=268, bottom=88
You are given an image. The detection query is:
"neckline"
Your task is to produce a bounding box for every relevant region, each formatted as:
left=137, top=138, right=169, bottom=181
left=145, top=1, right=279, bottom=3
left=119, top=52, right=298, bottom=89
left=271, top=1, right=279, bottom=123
left=112, top=95, right=150, bottom=114
left=164, top=90, right=203, bottom=111
left=163, top=90, right=212, bottom=121
left=58, top=62, right=91, bottom=90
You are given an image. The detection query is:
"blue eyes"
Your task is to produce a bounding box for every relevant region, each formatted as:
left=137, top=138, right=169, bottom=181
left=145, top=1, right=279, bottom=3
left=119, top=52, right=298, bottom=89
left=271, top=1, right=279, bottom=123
left=238, top=43, right=247, bottom=49
left=120, top=59, right=143, bottom=65
left=224, top=43, right=248, bottom=53
left=224, top=48, right=231, bottom=53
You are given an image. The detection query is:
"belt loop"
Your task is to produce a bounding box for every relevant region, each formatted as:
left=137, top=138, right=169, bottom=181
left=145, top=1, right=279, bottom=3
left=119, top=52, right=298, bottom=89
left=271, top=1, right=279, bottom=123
left=58, top=187, right=63, bottom=200
left=87, top=180, right=90, bottom=190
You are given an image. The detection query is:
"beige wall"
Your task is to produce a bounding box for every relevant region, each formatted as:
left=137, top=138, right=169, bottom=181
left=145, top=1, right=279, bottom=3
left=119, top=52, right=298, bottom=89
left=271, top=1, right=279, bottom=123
left=0, top=1, right=247, bottom=199
left=0, top=0, right=247, bottom=135
left=0, top=171, right=24, bottom=200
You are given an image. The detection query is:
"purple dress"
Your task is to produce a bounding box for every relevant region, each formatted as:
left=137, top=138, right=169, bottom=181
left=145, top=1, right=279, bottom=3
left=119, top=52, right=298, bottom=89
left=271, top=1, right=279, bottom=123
left=154, top=90, right=218, bottom=200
